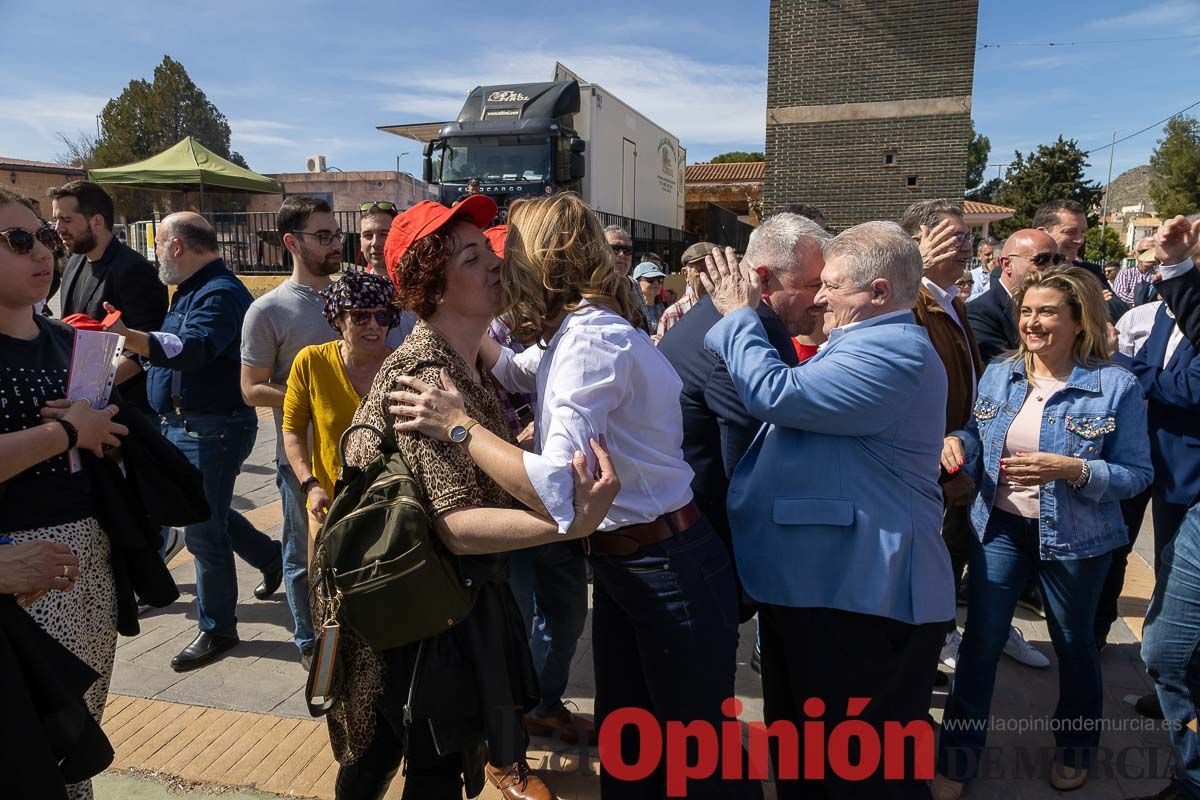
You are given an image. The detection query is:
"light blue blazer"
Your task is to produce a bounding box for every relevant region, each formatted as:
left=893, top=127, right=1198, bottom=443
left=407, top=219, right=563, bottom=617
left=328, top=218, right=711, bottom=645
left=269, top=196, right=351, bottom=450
left=704, top=308, right=956, bottom=625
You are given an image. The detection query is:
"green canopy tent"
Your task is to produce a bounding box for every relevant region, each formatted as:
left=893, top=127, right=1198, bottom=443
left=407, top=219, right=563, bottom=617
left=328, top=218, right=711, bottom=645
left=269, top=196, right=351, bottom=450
left=87, top=136, right=283, bottom=212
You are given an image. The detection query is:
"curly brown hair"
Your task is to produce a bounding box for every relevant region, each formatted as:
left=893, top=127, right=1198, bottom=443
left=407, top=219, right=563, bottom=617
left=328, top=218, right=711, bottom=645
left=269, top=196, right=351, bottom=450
left=503, top=192, right=642, bottom=343
left=391, top=227, right=459, bottom=319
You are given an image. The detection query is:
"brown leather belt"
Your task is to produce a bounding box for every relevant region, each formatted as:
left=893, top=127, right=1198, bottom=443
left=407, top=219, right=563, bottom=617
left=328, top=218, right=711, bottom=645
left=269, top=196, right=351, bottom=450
left=583, top=501, right=701, bottom=557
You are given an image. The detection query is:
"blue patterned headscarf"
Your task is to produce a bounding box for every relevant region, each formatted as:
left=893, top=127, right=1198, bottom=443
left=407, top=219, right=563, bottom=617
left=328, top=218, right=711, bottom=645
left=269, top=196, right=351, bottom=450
left=319, top=269, right=401, bottom=331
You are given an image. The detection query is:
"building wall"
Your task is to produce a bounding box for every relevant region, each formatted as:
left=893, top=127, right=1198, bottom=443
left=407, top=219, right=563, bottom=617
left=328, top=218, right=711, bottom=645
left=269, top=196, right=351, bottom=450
left=245, top=171, right=431, bottom=215
left=764, top=0, right=978, bottom=228
left=4, top=168, right=87, bottom=212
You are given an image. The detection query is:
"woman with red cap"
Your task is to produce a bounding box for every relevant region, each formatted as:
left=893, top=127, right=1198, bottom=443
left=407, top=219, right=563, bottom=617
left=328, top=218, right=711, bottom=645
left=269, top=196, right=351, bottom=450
left=390, top=191, right=755, bottom=800
left=320, top=195, right=618, bottom=800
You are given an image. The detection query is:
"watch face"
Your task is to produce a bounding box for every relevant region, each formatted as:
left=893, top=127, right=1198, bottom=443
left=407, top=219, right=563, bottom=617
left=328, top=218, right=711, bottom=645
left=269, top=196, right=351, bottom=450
left=449, top=425, right=467, bottom=443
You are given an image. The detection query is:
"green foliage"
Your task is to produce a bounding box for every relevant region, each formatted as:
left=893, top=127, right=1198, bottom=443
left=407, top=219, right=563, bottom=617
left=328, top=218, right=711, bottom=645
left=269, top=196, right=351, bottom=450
left=1085, top=224, right=1125, bottom=264
left=709, top=151, right=766, bottom=163
left=91, top=56, right=247, bottom=218
left=968, top=176, right=1003, bottom=205
left=1149, top=115, right=1200, bottom=219
left=966, top=120, right=990, bottom=191
left=992, top=136, right=1101, bottom=239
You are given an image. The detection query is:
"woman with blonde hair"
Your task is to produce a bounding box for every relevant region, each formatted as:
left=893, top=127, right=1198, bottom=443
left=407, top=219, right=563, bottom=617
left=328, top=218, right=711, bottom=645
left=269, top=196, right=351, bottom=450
left=391, top=192, right=755, bottom=800
left=934, top=266, right=1153, bottom=798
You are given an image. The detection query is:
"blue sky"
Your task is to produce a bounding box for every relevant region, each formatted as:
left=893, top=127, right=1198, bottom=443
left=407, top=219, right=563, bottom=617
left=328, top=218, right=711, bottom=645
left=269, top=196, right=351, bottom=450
left=0, top=0, right=1197, bottom=184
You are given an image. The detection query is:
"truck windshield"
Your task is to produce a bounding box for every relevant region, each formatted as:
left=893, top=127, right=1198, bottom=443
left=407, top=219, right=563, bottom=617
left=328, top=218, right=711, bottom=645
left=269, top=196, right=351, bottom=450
left=438, top=139, right=551, bottom=183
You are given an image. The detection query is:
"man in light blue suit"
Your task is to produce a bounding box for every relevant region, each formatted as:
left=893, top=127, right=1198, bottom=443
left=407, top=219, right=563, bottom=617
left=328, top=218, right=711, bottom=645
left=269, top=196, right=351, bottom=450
left=700, top=221, right=955, bottom=800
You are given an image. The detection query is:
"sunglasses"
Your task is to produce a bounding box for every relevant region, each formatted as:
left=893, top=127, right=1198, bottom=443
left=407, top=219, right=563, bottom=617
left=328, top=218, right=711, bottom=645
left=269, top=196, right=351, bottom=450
left=610, top=244, right=633, bottom=255
left=360, top=201, right=398, bottom=215
left=1013, top=252, right=1067, bottom=267
left=346, top=309, right=393, bottom=327
left=0, top=224, right=62, bottom=255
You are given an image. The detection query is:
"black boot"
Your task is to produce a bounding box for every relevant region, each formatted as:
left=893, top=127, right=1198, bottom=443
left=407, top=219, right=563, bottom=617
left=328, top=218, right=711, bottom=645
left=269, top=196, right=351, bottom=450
left=334, top=761, right=400, bottom=800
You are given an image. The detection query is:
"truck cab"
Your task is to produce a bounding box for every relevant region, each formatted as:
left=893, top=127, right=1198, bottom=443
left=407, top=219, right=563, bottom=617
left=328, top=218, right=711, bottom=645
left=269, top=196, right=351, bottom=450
left=421, top=81, right=586, bottom=215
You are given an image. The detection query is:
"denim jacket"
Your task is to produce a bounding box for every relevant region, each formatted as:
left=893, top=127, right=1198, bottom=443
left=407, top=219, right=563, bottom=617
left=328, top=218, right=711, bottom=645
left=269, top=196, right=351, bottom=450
left=954, top=358, right=1153, bottom=559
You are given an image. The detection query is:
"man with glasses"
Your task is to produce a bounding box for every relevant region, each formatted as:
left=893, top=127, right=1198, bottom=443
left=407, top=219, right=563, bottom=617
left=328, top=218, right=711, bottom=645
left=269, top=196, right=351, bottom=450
left=102, top=213, right=283, bottom=671
left=359, top=201, right=417, bottom=347
left=967, top=228, right=1064, bottom=364
left=239, top=196, right=344, bottom=668
left=603, top=224, right=653, bottom=334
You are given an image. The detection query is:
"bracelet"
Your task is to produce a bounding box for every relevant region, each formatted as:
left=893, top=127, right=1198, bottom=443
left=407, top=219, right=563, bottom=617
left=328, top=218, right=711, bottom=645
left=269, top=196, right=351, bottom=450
left=300, top=476, right=321, bottom=494
left=55, top=418, right=79, bottom=451
left=1069, top=458, right=1091, bottom=489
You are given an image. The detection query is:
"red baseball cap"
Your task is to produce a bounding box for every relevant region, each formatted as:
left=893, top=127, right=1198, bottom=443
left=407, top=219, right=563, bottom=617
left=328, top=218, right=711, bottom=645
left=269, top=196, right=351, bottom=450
left=384, top=196, right=497, bottom=287
left=484, top=224, right=507, bottom=259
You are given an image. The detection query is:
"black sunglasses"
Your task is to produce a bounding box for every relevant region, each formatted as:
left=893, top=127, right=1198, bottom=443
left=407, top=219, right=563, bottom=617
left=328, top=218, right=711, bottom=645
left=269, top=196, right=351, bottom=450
left=347, top=309, right=393, bottom=327
left=0, top=223, right=62, bottom=255
left=360, top=201, right=398, bottom=215
left=610, top=244, right=633, bottom=254
left=1019, top=252, right=1067, bottom=267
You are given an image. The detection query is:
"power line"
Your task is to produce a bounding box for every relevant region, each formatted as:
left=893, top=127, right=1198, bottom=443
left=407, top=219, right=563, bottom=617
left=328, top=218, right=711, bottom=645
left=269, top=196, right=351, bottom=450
left=978, top=33, right=1200, bottom=49
left=1085, top=99, right=1200, bottom=155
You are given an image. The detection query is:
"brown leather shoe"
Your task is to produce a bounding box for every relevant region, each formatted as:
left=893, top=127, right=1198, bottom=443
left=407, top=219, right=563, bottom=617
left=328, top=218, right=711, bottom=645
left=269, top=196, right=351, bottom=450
left=524, top=708, right=597, bottom=746
left=484, top=761, right=557, bottom=800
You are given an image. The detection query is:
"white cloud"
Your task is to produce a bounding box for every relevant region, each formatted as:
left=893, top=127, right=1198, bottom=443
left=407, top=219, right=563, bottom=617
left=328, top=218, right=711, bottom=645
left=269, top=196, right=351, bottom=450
left=1086, top=0, right=1200, bottom=31
left=372, top=46, right=766, bottom=151
left=230, top=119, right=296, bottom=146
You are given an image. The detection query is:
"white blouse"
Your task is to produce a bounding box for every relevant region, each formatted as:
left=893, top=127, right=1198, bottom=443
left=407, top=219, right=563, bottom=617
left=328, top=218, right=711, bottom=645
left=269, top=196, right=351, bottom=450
left=492, top=302, right=694, bottom=533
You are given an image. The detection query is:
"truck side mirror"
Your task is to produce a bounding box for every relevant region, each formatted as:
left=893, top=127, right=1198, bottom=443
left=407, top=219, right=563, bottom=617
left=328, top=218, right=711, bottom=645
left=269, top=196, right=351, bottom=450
left=570, top=137, right=586, bottom=154
left=422, top=142, right=435, bottom=183
left=570, top=153, right=585, bottom=180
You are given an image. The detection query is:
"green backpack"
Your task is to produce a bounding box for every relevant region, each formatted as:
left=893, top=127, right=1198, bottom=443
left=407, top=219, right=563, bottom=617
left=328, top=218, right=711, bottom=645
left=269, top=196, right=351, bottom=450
left=313, top=422, right=478, bottom=653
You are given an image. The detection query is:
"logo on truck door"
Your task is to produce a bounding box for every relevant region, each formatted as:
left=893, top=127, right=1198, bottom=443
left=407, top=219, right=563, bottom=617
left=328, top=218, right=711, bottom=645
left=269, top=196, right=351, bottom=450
left=487, top=90, right=529, bottom=103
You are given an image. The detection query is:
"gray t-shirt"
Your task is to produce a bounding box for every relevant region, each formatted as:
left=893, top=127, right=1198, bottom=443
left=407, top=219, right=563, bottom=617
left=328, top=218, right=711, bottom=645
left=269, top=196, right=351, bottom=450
left=241, top=280, right=338, bottom=462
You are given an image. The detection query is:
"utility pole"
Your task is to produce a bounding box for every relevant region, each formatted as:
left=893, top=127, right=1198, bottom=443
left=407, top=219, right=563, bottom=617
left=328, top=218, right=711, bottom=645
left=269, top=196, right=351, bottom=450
left=1098, top=130, right=1117, bottom=263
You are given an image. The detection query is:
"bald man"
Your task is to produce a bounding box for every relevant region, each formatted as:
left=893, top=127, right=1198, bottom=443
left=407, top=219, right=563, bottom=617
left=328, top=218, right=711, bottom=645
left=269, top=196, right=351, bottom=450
left=966, top=229, right=1064, bottom=364
left=105, top=212, right=282, bottom=672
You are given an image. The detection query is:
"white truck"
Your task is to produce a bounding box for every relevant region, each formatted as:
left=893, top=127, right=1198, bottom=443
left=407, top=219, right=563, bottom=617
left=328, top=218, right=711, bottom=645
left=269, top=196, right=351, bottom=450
left=378, top=64, right=686, bottom=230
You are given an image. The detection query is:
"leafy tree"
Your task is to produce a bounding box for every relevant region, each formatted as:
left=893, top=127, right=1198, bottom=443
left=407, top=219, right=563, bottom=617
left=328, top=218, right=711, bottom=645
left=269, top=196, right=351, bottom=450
left=1149, top=115, right=1200, bottom=219
left=88, top=56, right=248, bottom=218
left=968, top=176, right=1003, bottom=205
left=709, top=151, right=766, bottom=163
left=1085, top=224, right=1125, bottom=264
left=966, top=120, right=991, bottom=191
left=992, top=136, right=1101, bottom=238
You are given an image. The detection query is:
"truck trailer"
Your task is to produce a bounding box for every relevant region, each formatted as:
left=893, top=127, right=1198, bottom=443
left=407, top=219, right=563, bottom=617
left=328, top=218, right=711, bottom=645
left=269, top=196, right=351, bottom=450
left=378, top=66, right=686, bottom=231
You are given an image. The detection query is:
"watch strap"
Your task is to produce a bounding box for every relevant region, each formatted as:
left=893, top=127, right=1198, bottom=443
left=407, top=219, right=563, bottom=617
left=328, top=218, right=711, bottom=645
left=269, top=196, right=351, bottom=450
left=300, top=476, right=321, bottom=493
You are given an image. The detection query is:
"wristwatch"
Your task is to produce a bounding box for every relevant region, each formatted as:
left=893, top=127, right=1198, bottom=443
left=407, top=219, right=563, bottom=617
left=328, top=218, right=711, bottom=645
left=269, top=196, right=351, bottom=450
left=448, top=419, right=480, bottom=444
left=300, top=476, right=321, bottom=494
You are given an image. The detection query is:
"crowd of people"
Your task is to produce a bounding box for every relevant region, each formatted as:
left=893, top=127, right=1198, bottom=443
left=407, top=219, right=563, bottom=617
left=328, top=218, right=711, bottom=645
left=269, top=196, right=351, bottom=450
left=4, top=174, right=1200, bottom=800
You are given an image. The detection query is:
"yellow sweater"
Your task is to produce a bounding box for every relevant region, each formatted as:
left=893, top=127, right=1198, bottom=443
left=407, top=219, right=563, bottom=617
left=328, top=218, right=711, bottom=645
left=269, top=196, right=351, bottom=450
left=282, top=340, right=365, bottom=495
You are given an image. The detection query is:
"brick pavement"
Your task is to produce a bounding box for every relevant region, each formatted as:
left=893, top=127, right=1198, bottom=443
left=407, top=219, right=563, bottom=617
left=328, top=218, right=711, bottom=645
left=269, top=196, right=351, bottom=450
left=99, top=410, right=1174, bottom=799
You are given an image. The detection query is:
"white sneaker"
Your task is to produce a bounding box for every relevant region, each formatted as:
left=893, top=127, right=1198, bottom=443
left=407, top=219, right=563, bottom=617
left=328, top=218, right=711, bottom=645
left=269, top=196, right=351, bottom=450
left=1003, top=625, right=1049, bottom=668
left=161, top=527, right=187, bottom=565
left=940, top=630, right=962, bottom=670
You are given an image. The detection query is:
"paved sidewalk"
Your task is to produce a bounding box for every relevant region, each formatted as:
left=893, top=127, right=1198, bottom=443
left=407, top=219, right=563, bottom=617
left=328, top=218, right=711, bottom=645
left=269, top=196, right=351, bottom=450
left=97, top=410, right=1174, bottom=799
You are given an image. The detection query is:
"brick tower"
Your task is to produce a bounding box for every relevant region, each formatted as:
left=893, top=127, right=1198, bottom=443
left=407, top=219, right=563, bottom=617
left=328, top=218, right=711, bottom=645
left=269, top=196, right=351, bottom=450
left=764, top=0, right=979, bottom=228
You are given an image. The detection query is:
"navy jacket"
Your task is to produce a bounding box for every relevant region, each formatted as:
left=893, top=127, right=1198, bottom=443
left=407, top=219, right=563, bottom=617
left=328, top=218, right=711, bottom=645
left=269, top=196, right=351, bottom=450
left=146, top=258, right=254, bottom=416
left=966, top=269, right=1018, bottom=365
left=1116, top=305, right=1200, bottom=505
left=657, top=296, right=799, bottom=550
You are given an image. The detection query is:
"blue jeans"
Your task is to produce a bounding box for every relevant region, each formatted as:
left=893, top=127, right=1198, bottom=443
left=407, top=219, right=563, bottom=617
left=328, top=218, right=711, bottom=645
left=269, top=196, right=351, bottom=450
left=276, top=463, right=314, bottom=652
left=590, top=516, right=759, bottom=800
left=507, top=540, right=588, bottom=717
left=162, top=409, right=282, bottom=638
left=1142, top=506, right=1200, bottom=799
left=938, top=508, right=1111, bottom=781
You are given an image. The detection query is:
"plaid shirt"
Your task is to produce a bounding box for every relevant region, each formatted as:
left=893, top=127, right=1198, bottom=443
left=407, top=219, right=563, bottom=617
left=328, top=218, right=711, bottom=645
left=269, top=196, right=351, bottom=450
left=656, top=288, right=699, bottom=338
left=487, top=319, right=536, bottom=439
left=1111, top=266, right=1152, bottom=306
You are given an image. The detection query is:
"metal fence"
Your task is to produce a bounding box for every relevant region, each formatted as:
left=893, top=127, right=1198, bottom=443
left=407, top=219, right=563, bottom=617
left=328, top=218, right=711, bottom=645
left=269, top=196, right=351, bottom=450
left=164, top=207, right=702, bottom=275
